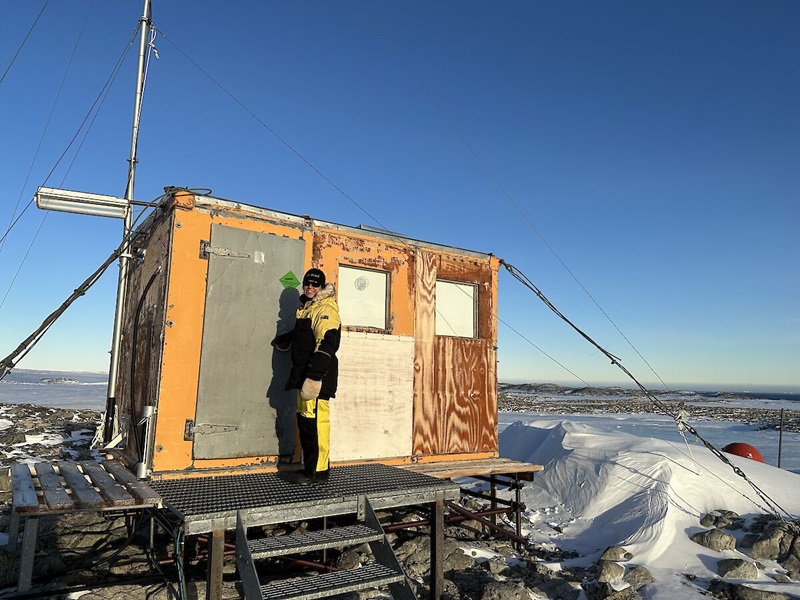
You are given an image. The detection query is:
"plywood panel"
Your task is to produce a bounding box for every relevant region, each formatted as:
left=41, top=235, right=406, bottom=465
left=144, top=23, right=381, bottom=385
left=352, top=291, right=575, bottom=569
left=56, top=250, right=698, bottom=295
left=413, top=250, right=499, bottom=457
left=331, top=332, right=414, bottom=461
left=412, top=252, right=438, bottom=455
left=434, top=337, right=497, bottom=453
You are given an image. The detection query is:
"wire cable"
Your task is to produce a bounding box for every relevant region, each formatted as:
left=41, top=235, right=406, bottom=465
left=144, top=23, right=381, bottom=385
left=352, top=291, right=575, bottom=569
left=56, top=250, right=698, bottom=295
left=134, top=26, right=595, bottom=386
left=151, top=26, right=391, bottom=234
left=0, top=192, right=164, bottom=381
left=0, top=24, right=138, bottom=251
left=368, top=13, right=669, bottom=391
left=498, top=316, right=590, bottom=386
left=501, top=259, right=799, bottom=528
left=0, top=2, right=97, bottom=311
left=1, top=0, right=95, bottom=259
left=0, top=0, right=51, bottom=87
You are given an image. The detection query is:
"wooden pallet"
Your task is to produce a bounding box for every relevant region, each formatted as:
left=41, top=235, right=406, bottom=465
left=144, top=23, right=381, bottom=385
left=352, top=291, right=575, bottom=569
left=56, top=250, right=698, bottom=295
left=6, top=460, right=161, bottom=593
left=10, top=459, right=161, bottom=514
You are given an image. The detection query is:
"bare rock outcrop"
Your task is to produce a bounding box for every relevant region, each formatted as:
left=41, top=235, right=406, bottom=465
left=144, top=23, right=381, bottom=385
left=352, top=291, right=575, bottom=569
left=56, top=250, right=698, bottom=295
left=718, top=558, right=760, bottom=580
left=691, top=527, right=737, bottom=552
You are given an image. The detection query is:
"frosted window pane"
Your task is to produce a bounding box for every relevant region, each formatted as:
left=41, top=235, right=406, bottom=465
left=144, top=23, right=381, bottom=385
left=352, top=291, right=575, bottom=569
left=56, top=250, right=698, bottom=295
left=339, top=266, right=388, bottom=329
left=435, top=281, right=476, bottom=338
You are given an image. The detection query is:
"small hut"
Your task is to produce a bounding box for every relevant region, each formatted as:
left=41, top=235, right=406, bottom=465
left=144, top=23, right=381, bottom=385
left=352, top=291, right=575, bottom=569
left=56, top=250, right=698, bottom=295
left=113, top=189, right=500, bottom=479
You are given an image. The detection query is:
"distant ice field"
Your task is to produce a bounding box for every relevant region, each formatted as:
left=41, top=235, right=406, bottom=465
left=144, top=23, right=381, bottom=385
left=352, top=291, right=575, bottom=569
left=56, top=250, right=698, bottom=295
left=1, top=369, right=796, bottom=472
left=0, top=369, right=106, bottom=409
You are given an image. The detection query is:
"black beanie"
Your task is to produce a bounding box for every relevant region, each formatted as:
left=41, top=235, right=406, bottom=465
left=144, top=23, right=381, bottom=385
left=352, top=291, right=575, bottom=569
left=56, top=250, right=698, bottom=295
left=302, top=268, right=326, bottom=288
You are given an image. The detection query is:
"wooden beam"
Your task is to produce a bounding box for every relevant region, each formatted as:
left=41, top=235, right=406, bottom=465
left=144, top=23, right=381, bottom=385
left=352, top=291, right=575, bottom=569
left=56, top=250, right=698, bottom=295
left=401, top=458, right=543, bottom=480
left=57, top=463, right=104, bottom=508
left=79, top=461, right=136, bottom=507
left=34, top=463, right=73, bottom=511
left=102, top=460, right=161, bottom=505
left=10, top=464, right=39, bottom=513
left=430, top=499, right=444, bottom=600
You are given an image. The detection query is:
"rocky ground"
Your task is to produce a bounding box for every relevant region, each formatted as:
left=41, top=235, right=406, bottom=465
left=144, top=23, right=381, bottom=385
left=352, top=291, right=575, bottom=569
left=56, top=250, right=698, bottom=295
left=1, top=401, right=798, bottom=599
left=0, top=403, right=587, bottom=600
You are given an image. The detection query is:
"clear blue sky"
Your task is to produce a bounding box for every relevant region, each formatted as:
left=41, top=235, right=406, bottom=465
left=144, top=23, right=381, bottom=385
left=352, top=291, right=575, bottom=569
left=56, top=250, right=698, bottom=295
left=1, top=1, right=798, bottom=392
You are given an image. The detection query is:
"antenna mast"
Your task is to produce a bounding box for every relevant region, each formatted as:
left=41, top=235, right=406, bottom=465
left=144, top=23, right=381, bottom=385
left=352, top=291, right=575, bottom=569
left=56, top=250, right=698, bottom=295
left=104, top=0, right=152, bottom=443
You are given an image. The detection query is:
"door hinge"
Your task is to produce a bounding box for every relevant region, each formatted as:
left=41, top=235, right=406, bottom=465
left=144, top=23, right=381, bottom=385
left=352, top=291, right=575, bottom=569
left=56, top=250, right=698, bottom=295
left=199, top=240, right=252, bottom=260
left=185, top=419, right=239, bottom=440
left=184, top=419, right=194, bottom=441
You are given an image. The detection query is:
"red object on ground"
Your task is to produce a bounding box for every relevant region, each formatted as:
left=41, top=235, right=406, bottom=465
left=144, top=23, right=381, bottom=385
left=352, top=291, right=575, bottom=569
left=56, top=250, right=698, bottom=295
left=722, top=442, right=765, bottom=463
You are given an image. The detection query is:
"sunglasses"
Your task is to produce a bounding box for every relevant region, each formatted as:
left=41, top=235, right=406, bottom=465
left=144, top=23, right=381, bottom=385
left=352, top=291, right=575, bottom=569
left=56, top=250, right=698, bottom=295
left=303, top=281, right=321, bottom=288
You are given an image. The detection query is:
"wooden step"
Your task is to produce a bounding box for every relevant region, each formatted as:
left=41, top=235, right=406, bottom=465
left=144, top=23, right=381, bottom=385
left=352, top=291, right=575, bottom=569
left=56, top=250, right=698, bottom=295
left=258, top=563, right=404, bottom=600
left=248, top=524, right=383, bottom=559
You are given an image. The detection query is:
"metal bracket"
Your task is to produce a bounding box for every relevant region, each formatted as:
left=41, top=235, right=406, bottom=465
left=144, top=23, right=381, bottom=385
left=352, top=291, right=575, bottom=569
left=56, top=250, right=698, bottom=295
left=184, top=419, right=194, bottom=441
left=357, top=495, right=367, bottom=521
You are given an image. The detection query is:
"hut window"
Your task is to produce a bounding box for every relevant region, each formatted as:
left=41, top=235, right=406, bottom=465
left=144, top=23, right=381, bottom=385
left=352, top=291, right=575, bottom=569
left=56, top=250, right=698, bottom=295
left=435, top=280, right=477, bottom=338
left=338, top=265, right=389, bottom=330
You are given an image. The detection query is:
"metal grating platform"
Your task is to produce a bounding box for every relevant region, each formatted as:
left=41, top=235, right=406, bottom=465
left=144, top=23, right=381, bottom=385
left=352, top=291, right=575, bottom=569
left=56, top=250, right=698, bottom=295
left=248, top=523, right=382, bottom=558
left=151, top=464, right=459, bottom=534
left=259, top=563, right=404, bottom=600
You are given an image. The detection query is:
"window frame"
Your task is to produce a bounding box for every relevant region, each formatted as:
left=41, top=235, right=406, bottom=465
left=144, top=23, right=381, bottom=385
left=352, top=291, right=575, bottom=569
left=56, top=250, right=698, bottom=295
left=434, top=279, right=478, bottom=339
left=338, top=264, right=391, bottom=332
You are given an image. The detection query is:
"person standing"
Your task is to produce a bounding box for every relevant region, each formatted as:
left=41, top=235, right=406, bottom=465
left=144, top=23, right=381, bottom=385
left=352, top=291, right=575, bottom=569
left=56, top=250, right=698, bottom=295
left=273, top=268, right=341, bottom=484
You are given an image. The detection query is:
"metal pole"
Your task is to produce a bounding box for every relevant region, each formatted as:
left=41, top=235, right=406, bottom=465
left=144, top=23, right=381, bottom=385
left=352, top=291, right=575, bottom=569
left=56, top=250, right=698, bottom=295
left=104, top=0, right=152, bottom=443
left=778, top=408, right=784, bottom=469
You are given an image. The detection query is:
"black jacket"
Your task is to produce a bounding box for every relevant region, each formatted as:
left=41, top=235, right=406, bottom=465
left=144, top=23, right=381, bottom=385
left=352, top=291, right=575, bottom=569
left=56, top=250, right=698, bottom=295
left=280, top=284, right=341, bottom=400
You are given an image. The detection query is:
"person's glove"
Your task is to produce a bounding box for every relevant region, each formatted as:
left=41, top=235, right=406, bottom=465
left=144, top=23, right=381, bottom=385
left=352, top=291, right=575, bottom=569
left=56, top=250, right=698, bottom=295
left=271, top=332, right=291, bottom=352
left=300, top=378, right=322, bottom=400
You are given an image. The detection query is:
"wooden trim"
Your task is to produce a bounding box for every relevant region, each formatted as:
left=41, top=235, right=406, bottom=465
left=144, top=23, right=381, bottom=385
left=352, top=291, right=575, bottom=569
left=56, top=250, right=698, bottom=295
left=400, top=458, right=543, bottom=480
left=413, top=251, right=438, bottom=455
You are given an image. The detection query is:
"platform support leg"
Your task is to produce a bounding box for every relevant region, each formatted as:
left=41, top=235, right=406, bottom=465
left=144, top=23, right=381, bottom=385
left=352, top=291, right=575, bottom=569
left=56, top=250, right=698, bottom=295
left=206, top=528, right=225, bottom=600
left=17, top=516, right=38, bottom=592
left=430, top=499, right=444, bottom=600
left=514, top=473, right=522, bottom=551
left=490, top=475, right=498, bottom=527
left=6, top=511, right=20, bottom=552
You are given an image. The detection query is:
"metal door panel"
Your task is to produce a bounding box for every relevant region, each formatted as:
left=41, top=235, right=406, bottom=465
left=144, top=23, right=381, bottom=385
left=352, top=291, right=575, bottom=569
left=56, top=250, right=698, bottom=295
left=194, top=224, right=304, bottom=459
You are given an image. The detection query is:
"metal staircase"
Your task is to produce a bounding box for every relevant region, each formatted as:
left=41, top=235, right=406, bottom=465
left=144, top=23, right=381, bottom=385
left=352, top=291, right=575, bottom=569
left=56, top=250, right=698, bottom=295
left=236, top=495, right=417, bottom=600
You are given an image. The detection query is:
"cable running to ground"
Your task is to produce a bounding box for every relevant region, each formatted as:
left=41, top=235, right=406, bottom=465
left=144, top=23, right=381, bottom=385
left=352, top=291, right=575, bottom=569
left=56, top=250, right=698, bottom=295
left=150, top=23, right=584, bottom=382
left=0, top=1, right=97, bottom=311
left=0, top=25, right=138, bottom=250
left=0, top=188, right=174, bottom=381
left=498, top=316, right=590, bottom=386
left=501, top=259, right=798, bottom=528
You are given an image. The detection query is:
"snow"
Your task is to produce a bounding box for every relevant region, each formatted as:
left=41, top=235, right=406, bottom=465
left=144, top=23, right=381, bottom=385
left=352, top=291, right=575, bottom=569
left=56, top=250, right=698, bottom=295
left=499, top=417, right=800, bottom=598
